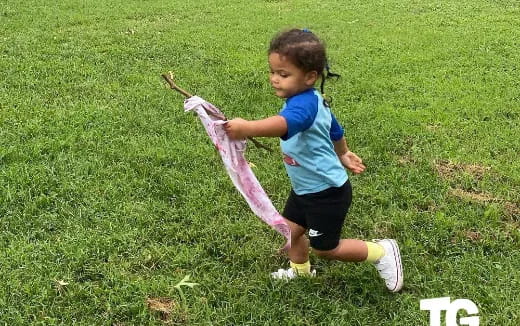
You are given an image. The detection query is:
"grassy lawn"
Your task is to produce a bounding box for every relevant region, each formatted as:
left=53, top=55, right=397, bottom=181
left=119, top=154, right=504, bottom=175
left=1, top=0, right=519, bottom=324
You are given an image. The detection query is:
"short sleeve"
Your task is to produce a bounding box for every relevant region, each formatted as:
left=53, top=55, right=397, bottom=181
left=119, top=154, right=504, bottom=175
left=278, top=93, right=318, bottom=140
left=329, top=113, right=344, bottom=141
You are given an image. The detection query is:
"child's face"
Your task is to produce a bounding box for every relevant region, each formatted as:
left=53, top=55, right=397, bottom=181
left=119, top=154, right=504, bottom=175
left=268, top=52, right=318, bottom=99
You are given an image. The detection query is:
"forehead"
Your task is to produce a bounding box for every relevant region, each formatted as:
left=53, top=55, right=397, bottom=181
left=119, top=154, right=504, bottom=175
left=268, top=53, right=299, bottom=70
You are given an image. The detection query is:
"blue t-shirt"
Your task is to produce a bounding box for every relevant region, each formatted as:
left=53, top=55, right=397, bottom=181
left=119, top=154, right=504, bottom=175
left=278, top=88, right=348, bottom=195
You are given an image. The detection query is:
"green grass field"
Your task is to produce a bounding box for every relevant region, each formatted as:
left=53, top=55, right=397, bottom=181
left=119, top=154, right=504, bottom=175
left=1, top=0, right=519, bottom=324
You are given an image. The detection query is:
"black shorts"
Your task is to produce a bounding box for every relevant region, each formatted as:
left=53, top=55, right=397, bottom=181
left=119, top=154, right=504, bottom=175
left=283, top=180, right=352, bottom=251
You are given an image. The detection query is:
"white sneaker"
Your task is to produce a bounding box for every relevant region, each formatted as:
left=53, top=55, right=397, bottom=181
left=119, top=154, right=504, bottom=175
left=373, top=239, right=403, bottom=292
left=270, top=268, right=316, bottom=280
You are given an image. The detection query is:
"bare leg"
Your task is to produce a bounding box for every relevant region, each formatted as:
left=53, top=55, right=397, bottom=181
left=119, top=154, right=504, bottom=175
left=312, top=239, right=369, bottom=262
left=284, top=218, right=309, bottom=264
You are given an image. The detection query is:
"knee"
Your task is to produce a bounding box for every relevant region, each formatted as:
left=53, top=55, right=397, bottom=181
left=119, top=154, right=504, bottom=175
left=291, top=231, right=308, bottom=243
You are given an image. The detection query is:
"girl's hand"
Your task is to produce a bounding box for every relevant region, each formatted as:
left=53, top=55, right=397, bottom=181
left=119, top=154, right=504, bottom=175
left=225, top=118, right=250, bottom=140
left=339, top=151, right=366, bottom=174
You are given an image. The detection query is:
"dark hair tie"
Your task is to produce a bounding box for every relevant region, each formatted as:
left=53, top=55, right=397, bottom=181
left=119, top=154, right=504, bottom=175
left=325, top=61, right=341, bottom=79
left=320, top=60, right=341, bottom=102
left=300, top=28, right=340, bottom=102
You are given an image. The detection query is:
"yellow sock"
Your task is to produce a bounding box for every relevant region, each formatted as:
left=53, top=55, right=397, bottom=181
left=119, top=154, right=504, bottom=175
left=365, top=241, right=385, bottom=263
left=290, top=260, right=311, bottom=275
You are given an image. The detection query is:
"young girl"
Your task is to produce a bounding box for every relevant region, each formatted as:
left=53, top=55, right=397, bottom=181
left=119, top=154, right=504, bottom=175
left=225, top=29, right=403, bottom=292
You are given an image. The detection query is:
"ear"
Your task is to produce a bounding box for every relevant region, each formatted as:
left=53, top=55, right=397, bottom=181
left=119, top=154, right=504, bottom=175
left=304, top=71, right=319, bottom=86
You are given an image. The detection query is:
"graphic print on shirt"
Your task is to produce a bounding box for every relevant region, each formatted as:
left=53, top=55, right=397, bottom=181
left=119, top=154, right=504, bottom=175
left=279, top=89, right=348, bottom=195
left=283, top=153, right=300, bottom=166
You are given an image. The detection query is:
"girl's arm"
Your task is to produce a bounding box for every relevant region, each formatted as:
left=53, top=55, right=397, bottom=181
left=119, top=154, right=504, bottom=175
left=333, top=137, right=366, bottom=174
left=225, top=116, right=287, bottom=139
left=333, top=136, right=349, bottom=156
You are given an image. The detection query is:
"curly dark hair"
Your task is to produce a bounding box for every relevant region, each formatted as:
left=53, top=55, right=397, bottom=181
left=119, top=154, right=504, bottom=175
left=268, top=29, right=327, bottom=76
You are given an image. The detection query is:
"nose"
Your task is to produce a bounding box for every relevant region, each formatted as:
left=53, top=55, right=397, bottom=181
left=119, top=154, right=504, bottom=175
left=270, top=74, right=278, bottom=85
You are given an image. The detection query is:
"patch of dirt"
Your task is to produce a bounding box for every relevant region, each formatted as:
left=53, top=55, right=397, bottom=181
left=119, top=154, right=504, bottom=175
left=438, top=161, right=518, bottom=221
left=449, top=188, right=520, bottom=221
left=451, top=230, right=484, bottom=244
left=397, top=155, right=416, bottom=165
left=435, top=160, right=491, bottom=180
left=503, top=202, right=520, bottom=220
left=449, top=188, right=497, bottom=202
left=146, top=297, right=185, bottom=324
left=465, top=231, right=482, bottom=242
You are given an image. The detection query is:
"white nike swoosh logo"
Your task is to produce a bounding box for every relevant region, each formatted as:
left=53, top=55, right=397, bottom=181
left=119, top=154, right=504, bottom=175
left=309, top=229, right=323, bottom=237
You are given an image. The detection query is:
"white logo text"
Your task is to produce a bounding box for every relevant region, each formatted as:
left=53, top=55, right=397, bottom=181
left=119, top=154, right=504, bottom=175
left=420, top=297, right=479, bottom=326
